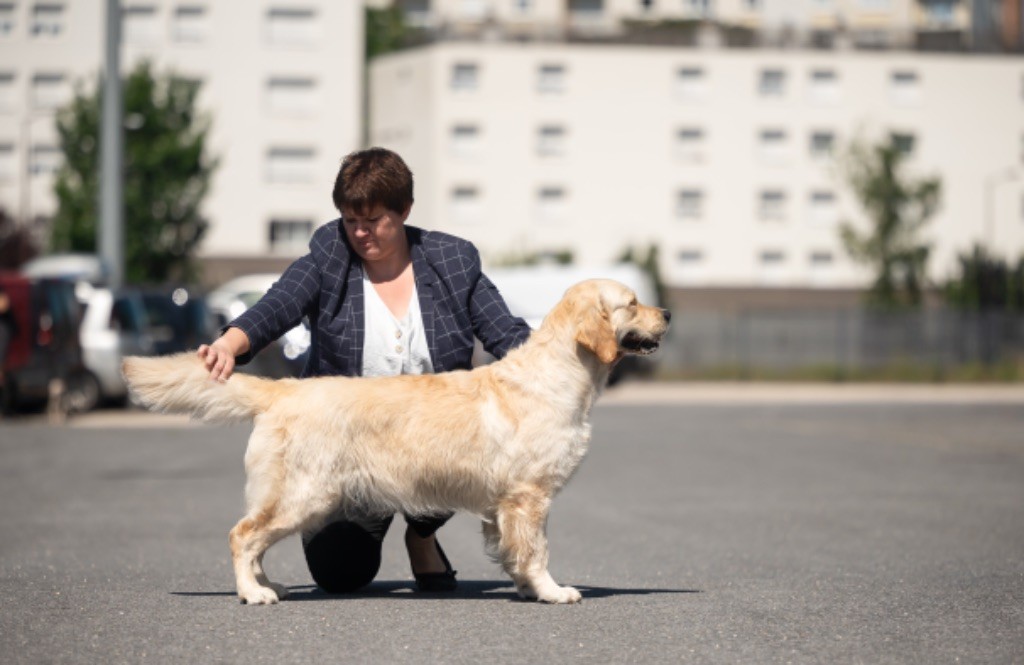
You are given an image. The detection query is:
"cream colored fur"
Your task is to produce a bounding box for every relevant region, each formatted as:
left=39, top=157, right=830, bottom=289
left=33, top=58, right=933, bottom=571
left=122, top=279, right=669, bottom=605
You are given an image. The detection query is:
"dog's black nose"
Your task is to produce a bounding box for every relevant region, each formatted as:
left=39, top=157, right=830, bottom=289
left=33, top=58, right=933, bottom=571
left=661, top=309, right=672, bottom=323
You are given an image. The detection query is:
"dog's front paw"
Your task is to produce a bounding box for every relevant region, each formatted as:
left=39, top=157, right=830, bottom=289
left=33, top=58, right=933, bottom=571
left=239, top=586, right=281, bottom=605
left=537, top=585, right=582, bottom=604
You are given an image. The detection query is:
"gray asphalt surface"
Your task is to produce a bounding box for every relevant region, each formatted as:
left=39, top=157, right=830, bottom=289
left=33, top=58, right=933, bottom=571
left=1, top=398, right=1022, bottom=663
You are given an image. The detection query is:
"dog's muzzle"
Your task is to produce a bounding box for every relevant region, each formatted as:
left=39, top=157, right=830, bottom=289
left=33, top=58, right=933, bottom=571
left=620, top=331, right=662, bottom=355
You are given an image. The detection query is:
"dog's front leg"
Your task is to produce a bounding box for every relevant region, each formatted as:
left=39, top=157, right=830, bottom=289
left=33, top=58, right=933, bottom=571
left=495, top=489, right=581, bottom=604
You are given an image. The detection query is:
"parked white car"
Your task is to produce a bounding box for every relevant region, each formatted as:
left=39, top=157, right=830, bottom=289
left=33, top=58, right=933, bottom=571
left=207, top=274, right=310, bottom=377
left=23, top=254, right=155, bottom=407
left=480, top=263, right=661, bottom=382
left=75, top=283, right=154, bottom=405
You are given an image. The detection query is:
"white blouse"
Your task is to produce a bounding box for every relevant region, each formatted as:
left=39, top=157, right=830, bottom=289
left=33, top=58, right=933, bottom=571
left=361, top=276, right=434, bottom=378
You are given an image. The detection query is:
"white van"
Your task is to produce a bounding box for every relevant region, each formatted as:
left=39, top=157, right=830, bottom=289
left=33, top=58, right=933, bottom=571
left=480, top=263, right=660, bottom=382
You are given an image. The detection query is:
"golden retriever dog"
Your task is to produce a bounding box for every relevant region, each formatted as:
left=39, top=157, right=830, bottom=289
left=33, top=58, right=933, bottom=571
left=122, top=279, right=670, bottom=605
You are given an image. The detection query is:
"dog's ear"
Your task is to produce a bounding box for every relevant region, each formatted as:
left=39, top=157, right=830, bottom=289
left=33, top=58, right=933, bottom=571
left=575, top=305, right=619, bottom=364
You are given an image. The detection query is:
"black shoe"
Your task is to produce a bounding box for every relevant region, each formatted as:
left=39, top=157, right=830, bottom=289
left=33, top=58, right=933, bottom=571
left=412, top=540, right=458, bottom=592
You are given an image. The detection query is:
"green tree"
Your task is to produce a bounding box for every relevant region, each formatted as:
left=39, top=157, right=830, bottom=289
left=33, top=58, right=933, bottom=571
left=0, top=208, right=41, bottom=270
left=944, top=244, right=1024, bottom=312
left=51, top=61, right=216, bottom=283
left=365, top=5, right=409, bottom=61
left=618, top=243, right=666, bottom=307
left=839, top=137, right=941, bottom=308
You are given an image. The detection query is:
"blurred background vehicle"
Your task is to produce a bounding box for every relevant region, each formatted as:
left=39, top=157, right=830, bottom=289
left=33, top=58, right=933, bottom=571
left=23, top=254, right=155, bottom=407
left=480, top=263, right=660, bottom=383
left=139, top=286, right=218, bottom=356
left=0, top=272, right=94, bottom=414
left=206, top=274, right=310, bottom=378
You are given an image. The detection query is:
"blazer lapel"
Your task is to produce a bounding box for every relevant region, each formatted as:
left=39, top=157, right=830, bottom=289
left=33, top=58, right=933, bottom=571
left=409, top=229, right=438, bottom=368
left=347, top=260, right=365, bottom=375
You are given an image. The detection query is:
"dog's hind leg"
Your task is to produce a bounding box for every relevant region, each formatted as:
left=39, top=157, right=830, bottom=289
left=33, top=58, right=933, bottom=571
left=230, top=512, right=279, bottom=605
left=254, top=551, right=288, bottom=600
left=495, top=487, right=581, bottom=604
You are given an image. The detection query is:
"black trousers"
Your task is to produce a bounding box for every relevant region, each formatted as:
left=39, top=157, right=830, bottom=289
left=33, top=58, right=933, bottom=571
left=302, top=512, right=452, bottom=593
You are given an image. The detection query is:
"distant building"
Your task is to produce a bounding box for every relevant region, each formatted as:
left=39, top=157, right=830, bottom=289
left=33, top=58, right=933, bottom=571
left=0, top=1, right=363, bottom=284
left=369, top=41, right=1024, bottom=289
left=372, top=0, right=1021, bottom=53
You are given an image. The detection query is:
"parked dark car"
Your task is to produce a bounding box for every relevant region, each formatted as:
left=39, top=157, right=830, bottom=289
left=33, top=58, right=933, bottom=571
left=0, top=273, right=95, bottom=414
left=139, top=286, right=218, bottom=356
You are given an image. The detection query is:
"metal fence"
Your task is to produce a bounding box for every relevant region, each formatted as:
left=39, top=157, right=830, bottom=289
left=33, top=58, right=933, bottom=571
left=658, top=308, right=1024, bottom=377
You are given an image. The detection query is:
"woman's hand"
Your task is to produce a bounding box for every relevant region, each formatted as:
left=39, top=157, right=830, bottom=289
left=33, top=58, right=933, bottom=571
left=197, top=327, right=250, bottom=382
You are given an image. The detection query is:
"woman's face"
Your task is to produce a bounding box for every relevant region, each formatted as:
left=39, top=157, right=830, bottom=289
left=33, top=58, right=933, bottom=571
left=341, top=204, right=410, bottom=264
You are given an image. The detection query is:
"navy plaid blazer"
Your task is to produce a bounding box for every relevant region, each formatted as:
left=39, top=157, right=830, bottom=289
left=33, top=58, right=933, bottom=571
left=229, top=221, right=532, bottom=378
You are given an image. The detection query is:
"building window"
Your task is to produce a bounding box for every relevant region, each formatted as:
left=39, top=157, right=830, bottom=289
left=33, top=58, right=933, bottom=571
left=268, top=219, right=313, bottom=254
left=0, top=3, right=15, bottom=37
left=123, top=5, right=160, bottom=44
left=675, top=66, right=707, bottom=101
left=891, top=132, right=915, bottom=156
left=759, top=190, right=787, bottom=221
left=451, top=124, right=481, bottom=158
left=809, top=130, right=835, bottom=159
left=808, top=190, right=838, bottom=225
left=676, top=189, right=704, bottom=220
left=0, top=72, right=15, bottom=111
left=401, top=0, right=432, bottom=28
left=172, top=5, right=209, bottom=43
left=537, top=186, right=567, bottom=222
left=451, top=186, right=481, bottom=224
left=808, top=250, right=836, bottom=284
left=685, top=0, right=710, bottom=16
left=266, top=77, right=317, bottom=114
left=266, top=7, right=318, bottom=46
left=758, top=68, right=786, bottom=98
left=676, top=249, right=706, bottom=283
left=451, top=63, right=479, bottom=92
left=890, top=70, right=920, bottom=105
left=537, top=64, right=566, bottom=95
left=0, top=142, right=15, bottom=180
left=31, top=72, right=69, bottom=109
left=808, top=69, right=839, bottom=104
left=30, top=142, right=60, bottom=175
left=758, top=249, right=787, bottom=284
left=537, top=125, right=566, bottom=157
left=266, top=147, right=315, bottom=183
left=758, top=129, right=789, bottom=163
left=744, top=0, right=761, bottom=9
left=921, top=0, right=956, bottom=26
left=459, top=0, right=488, bottom=20
left=31, top=3, right=64, bottom=37
left=675, top=127, right=705, bottom=162
left=569, top=0, right=604, bottom=16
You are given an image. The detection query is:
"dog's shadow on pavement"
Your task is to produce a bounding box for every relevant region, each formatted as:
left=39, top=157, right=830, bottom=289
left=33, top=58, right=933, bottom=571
left=172, top=580, right=700, bottom=602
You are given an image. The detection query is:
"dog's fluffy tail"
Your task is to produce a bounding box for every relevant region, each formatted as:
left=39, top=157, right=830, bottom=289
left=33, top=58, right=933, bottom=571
left=122, top=352, right=276, bottom=423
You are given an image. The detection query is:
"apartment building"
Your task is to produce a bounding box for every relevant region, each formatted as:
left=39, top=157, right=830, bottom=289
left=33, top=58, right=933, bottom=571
left=369, top=42, right=1024, bottom=288
left=0, top=1, right=363, bottom=282
left=375, top=0, right=1008, bottom=51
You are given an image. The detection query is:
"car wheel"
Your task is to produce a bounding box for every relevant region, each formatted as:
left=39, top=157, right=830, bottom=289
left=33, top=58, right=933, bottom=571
left=0, top=376, right=16, bottom=415
left=62, top=371, right=101, bottom=414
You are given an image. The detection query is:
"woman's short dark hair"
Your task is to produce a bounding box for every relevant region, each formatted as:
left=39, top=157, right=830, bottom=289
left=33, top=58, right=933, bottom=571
left=332, top=147, right=414, bottom=215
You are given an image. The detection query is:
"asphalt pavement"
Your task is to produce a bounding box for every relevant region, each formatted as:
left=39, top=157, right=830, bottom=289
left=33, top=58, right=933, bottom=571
left=1, top=387, right=1022, bottom=663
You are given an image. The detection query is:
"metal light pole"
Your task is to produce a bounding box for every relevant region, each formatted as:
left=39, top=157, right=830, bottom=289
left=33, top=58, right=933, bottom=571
left=99, top=0, right=123, bottom=289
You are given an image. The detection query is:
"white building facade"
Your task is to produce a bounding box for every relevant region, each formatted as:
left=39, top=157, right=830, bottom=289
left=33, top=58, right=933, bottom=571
left=0, top=0, right=363, bottom=280
left=369, top=42, right=1024, bottom=288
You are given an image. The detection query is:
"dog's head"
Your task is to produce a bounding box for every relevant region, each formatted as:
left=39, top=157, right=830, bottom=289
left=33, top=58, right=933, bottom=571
left=557, top=279, right=671, bottom=365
